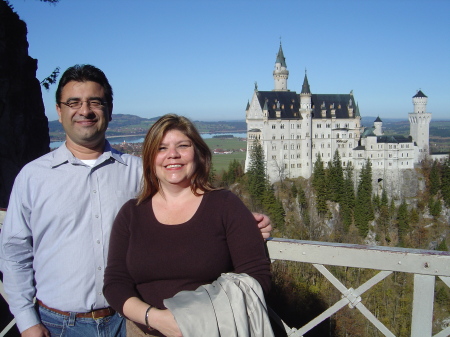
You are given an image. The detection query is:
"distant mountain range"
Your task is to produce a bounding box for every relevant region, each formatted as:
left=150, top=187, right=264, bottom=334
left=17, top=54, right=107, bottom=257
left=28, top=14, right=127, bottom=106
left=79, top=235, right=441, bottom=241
left=48, top=114, right=449, bottom=142
left=49, top=114, right=248, bottom=141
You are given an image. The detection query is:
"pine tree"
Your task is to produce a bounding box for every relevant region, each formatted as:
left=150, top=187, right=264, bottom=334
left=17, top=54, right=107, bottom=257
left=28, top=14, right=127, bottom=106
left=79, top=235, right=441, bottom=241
left=354, top=159, right=374, bottom=237
left=222, top=159, right=244, bottom=187
left=312, top=153, right=328, bottom=216
left=262, top=183, right=285, bottom=229
left=341, top=165, right=355, bottom=233
left=381, top=189, right=388, bottom=208
left=329, top=150, right=345, bottom=203
left=246, top=140, right=266, bottom=208
left=441, top=156, right=450, bottom=207
left=397, top=201, right=409, bottom=246
left=429, top=160, right=441, bottom=196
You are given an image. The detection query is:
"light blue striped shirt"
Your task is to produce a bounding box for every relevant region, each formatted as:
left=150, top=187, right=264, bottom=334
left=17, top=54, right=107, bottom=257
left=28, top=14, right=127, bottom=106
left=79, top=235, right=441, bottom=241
left=0, top=141, right=142, bottom=332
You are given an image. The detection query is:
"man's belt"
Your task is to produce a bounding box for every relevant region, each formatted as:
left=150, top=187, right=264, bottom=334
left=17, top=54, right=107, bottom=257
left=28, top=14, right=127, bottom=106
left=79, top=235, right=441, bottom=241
left=37, top=300, right=115, bottom=319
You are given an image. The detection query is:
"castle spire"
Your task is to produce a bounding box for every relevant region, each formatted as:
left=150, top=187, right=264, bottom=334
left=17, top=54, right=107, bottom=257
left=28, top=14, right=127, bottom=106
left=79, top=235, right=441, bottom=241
left=301, top=71, right=311, bottom=94
left=273, top=42, right=289, bottom=91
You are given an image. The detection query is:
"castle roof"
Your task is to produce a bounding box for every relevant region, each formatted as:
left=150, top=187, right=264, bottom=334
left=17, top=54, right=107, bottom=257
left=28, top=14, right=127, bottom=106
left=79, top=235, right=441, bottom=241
left=361, top=127, right=376, bottom=138
left=255, top=91, right=357, bottom=120
left=301, top=73, right=311, bottom=94
left=376, top=135, right=412, bottom=144
left=256, top=91, right=300, bottom=119
left=275, top=43, right=287, bottom=67
left=374, top=116, right=382, bottom=122
left=311, top=94, right=356, bottom=119
left=413, top=90, right=427, bottom=98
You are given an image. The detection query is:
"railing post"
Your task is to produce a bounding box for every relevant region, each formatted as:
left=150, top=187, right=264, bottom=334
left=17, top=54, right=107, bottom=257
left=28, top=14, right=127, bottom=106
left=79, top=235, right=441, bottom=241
left=411, top=274, right=435, bottom=337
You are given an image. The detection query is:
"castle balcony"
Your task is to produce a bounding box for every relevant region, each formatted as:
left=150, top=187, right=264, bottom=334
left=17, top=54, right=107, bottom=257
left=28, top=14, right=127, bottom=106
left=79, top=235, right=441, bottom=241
left=1, top=209, right=450, bottom=337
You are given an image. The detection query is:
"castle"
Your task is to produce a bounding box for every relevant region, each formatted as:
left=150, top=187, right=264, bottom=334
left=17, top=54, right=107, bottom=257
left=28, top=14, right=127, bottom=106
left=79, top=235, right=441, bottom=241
left=245, top=43, right=432, bottom=185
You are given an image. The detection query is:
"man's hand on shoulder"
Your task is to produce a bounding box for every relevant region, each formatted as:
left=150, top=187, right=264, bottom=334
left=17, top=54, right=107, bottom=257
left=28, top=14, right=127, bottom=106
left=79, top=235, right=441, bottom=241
left=21, top=324, right=50, bottom=337
left=252, top=212, right=272, bottom=240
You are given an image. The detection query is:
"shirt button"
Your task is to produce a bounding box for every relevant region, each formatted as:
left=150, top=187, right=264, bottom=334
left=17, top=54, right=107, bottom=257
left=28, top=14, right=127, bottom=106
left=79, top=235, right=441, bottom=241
left=96, top=240, right=100, bottom=244
left=98, top=267, right=102, bottom=270
left=95, top=215, right=99, bottom=218
left=93, top=190, right=97, bottom=193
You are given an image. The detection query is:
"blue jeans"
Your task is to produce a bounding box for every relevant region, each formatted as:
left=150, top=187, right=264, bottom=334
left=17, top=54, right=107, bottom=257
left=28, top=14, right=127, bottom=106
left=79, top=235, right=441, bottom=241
left=38, top=305, right=126, bottom=337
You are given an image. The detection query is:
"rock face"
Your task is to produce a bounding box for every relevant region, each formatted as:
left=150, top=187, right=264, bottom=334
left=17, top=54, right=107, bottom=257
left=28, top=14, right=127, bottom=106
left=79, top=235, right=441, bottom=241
left=0, top=1, right=50, bottom=208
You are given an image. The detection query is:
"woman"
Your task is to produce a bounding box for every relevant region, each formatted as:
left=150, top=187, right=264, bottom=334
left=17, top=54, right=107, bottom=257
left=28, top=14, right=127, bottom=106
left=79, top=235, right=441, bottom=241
left=104, top=114, right=271, bottom=337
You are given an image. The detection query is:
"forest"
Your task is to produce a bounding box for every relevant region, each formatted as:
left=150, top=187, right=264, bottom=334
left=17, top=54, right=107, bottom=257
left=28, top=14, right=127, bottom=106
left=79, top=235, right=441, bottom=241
left=214, top=142, right=450, bottom=336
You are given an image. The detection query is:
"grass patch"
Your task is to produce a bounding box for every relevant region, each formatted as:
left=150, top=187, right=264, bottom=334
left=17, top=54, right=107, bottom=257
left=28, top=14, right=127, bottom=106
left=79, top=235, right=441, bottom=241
left=204, top=137, right=247, bottom=172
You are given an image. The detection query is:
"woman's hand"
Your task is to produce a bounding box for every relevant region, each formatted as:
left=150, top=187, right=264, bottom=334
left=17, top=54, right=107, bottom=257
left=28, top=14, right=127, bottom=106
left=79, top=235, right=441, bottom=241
left=148, top=308, right=183, bottom=337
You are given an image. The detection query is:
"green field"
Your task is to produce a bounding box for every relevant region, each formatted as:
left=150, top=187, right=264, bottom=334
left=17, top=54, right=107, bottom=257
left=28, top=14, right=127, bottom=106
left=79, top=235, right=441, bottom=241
left=203, top=138, right=247, bottom=173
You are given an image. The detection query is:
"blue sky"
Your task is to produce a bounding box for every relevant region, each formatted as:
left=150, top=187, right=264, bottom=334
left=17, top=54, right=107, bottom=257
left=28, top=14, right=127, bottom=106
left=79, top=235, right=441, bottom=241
left=9, top=0, right=450, bottom=122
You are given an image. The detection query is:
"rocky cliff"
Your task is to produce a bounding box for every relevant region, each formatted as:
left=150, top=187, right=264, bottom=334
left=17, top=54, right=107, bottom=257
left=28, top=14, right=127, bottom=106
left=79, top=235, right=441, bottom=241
left=0, top=1, right=50, bottom=208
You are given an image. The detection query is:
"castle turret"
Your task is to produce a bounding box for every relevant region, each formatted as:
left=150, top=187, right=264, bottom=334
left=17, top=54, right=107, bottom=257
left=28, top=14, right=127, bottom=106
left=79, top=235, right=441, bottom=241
left=409, top=90, right=431, bottom=161
left=373, top=116, right=383, bottom=136
left=300, top=72, right=311, bottom=110
left=273, top=43, right=289, bottom=91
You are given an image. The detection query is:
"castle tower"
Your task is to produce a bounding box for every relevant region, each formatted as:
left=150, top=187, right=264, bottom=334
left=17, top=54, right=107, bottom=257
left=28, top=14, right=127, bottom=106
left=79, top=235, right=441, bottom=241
left=300, top=72, right=312, bottom=110
left=373, top=116, right=383, bottom=136
left=300, top=72, right=312, bottom=177
left=273, top=43, right=289, bottom=91
left=409, top=90, right=431, bottom=161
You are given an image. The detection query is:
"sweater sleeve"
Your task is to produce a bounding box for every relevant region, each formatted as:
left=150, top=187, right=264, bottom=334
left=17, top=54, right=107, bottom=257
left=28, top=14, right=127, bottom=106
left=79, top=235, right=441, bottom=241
left=221, top=191, right=271, bottom=293
left=103, top=200, right=141, bottom=315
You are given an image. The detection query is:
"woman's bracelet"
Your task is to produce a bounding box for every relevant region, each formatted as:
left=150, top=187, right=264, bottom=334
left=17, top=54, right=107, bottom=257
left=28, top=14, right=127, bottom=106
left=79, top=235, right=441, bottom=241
left=145, top=305, right=154, bottom=331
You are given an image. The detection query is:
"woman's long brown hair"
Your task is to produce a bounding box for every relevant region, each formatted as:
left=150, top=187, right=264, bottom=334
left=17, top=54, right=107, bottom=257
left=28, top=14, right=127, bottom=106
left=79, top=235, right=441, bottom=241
left=137, top=114, right=216, bottom=204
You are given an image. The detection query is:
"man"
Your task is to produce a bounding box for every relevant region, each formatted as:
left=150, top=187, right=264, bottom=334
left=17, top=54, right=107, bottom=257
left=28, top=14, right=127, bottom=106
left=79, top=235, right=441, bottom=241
left=0, top=64, right=272, bottom=337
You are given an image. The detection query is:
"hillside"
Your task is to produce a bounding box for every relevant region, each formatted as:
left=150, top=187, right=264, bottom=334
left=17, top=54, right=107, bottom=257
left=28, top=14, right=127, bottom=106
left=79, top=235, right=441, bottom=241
left=49, top=114, right=247, bottom=141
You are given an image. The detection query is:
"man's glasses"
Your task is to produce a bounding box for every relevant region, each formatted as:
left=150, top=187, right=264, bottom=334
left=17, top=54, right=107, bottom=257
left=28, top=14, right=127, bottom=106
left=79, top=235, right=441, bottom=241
left=59, top=99, right=107, bottom=110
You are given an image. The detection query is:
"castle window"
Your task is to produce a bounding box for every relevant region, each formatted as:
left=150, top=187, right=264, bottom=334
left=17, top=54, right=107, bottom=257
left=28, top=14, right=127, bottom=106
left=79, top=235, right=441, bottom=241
left=297, top=135, right=300, bottom=139
left=272, top=155, right=276, bottom=160
left=291, top=144, right=295, bottom=150
left=337, top=134, right=340, bottom=139
left=272, top=125, right=276, bottom=129
left=297, top=153, right=301, bottom=158
left=297, top=144, right=301, bottom=149
left=297, top=163, right=302, bottom=168
left=284, top=164, right=288, bottom=169
left=272, top=135, right=275, bottom=140
left=284, top=144, right=288, bottom=150
left=272, top=144, right=276, bottom=150
left=317, top=124, right=322, bottom=128
left=284, top=154, right=287, bottom=159
left=281, top=124, right=285, bottom=129
left=297, top=124, right=301, bottom=129
left=349, top=133, right=353, bottom=138
left=281, top=135, right=285, bottom=140
left=291, top=154, right=295, bottom=159
left=291, top=164, right=295, bottom=168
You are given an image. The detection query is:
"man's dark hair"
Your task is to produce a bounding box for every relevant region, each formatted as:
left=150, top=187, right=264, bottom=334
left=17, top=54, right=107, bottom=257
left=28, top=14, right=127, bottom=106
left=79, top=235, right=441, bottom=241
left=55, top=64, right=113, bottom=106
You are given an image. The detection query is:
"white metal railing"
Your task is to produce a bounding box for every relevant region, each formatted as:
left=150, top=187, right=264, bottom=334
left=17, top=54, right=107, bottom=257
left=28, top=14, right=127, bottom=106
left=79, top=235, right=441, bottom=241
left=1, top=221, right=450, bottom=336
left=267, top=238, right=450, bottom=337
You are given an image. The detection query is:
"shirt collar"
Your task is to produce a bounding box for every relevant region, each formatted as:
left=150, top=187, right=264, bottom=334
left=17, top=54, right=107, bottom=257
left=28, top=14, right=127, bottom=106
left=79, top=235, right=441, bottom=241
left=51, top=140, right=127, bottom=168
